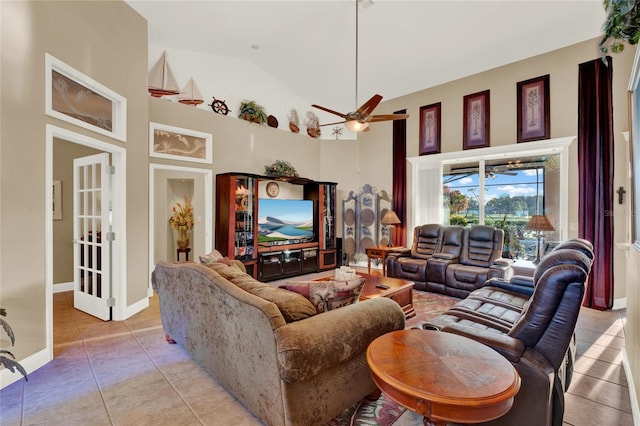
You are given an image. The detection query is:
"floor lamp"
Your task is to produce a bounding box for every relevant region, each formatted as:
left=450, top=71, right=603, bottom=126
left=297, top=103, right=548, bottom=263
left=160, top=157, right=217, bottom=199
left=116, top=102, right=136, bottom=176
left=381, top=211, right=401, bottom=247
left=525, top=215, right=555, bottom=264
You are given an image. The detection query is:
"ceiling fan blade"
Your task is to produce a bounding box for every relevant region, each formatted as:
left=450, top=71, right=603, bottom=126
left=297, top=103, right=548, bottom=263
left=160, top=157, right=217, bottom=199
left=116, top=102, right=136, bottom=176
left=319, top=120, right=347, bottom=127
left=357, top=94, right=383, bottom=116
left=311, top=104, right=348, bottom=119
left=368, top=113, right=410, bottom=122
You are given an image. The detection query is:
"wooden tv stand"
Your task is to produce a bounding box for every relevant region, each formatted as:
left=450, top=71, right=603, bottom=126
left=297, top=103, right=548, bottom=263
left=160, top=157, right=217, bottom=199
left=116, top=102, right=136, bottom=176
left=258, top=242, right=319, bottom=281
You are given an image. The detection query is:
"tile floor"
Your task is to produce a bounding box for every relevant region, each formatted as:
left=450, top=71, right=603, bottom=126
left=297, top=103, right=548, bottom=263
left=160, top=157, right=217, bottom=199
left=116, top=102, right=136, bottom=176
left=0, top=273, right=635, bottom=426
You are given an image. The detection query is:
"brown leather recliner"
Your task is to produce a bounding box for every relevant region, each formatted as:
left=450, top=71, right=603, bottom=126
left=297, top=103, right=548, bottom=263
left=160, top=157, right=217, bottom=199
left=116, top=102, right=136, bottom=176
left=386, top=224, right=443, bottom=290
left=445, top=225, right=512, bottom=298
left=422, top=247, right=592, bottom=426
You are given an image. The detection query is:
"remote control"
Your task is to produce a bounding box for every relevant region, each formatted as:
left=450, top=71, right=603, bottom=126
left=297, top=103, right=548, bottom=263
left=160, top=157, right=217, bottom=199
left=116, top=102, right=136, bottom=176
left=376, top=284, right=390, bottom=290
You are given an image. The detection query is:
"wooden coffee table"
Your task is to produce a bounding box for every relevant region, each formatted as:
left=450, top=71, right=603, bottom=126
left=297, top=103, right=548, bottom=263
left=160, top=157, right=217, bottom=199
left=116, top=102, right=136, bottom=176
left=315, top=273, right=415, bottom=319
left=358, top=273, right=415, bottom=319
left=367, top=330, right=520, bottom=426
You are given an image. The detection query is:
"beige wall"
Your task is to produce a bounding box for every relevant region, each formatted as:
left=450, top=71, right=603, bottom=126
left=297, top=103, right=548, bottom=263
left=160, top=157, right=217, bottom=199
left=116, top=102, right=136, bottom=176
left=1, top=1, right=148, bottom=361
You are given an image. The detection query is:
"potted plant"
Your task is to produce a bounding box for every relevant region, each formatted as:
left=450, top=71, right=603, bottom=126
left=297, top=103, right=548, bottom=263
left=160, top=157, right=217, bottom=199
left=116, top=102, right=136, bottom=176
left=238, top=100, right=268, bottom=125
left=1, top=308, right=28, bottom=381
left=600, top=0, right=640, bottom=55
left=264, top=160, right=298, bottom=177
left=169, top=197, right=194, bottom=249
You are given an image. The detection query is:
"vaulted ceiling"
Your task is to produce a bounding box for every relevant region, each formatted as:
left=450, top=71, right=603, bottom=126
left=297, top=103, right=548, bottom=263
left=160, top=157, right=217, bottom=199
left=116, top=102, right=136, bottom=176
left=126, top=1, right=606, bottom=112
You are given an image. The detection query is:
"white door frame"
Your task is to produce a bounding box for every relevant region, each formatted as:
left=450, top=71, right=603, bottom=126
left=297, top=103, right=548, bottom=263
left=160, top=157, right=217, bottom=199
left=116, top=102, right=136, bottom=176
left=45, top=125, right=127, bottom=354
left=148, top=163, right=213, bottom=295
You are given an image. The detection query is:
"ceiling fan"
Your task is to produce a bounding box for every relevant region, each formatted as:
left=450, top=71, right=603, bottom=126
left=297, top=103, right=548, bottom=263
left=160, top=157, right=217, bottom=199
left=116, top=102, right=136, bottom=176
left=311, top=1, right=409, bottom=132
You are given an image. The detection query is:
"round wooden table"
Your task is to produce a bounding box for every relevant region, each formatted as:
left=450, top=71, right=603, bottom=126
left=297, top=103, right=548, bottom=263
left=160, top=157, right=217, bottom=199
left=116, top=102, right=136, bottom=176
left=367, top=330, right=521, bottom=426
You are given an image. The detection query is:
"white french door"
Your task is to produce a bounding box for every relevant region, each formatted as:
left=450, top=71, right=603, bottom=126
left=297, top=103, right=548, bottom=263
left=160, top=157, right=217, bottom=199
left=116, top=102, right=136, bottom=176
left=73, top=153, right=112, bottom=320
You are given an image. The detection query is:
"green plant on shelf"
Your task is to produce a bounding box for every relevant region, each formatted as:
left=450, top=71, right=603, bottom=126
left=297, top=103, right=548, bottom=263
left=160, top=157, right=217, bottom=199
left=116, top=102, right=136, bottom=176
left=238, top=100, right=268, bottom=125
left=264, top=160, right=298, bottom=177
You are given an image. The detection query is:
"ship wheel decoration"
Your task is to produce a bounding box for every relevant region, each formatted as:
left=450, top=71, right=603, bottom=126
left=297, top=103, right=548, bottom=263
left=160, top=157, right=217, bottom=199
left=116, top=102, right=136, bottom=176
left=209, top=97, right=230, bottom=115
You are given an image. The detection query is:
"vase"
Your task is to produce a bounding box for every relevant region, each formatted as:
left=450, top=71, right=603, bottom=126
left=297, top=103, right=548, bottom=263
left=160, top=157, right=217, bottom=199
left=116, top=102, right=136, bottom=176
left=177, top=228, right=189, bottom=249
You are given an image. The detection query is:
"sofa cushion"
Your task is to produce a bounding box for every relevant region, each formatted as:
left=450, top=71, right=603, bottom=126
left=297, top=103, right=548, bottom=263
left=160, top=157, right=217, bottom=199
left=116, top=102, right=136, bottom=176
left=280, top=277, right=366, bottom=313
left=199, top=248, right=224, bottom=264
left=205, top=262, right=316, bottom=323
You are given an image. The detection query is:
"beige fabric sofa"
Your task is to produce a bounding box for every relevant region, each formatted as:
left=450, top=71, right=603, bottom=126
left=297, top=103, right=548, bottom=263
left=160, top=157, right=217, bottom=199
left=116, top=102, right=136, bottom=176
left=151, top=260, right=405, bottom=426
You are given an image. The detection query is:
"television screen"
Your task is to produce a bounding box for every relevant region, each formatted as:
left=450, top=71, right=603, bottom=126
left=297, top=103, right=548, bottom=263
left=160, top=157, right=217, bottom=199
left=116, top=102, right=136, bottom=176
left=258, top=198, right=314, bottom=244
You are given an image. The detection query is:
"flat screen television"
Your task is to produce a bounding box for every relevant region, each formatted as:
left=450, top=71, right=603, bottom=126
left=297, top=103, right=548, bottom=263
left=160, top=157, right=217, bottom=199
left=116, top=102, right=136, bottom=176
left=258, top=198, right=314, bottom=244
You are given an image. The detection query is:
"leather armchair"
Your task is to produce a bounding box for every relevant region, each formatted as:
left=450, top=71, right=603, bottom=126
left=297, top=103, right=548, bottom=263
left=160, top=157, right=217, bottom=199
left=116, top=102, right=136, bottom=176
left=423, top=248, right=592, bottom=426
left=445, top=225, right=512, bottom=298
left=386, top=224, right=442, bottom=290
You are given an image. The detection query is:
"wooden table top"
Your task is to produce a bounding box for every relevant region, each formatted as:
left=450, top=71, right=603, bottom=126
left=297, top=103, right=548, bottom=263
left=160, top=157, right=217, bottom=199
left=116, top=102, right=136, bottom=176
left=356, top=273, right=414, bottom=299
left=367, top=329, right=520, bottom=425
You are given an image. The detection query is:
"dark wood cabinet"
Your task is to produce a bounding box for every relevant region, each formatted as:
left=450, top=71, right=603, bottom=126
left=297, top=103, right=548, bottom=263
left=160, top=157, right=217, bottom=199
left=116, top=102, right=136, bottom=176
left=216, top=172, right=336, bottom=281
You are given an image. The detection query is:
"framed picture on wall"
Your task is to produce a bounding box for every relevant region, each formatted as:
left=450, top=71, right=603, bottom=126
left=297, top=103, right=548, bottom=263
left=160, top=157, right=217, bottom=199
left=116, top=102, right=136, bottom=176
left=149, top=122, right=213, bottom=164
left=463, top=90, right=490, bottom=150
left=45, top=53, right=127, bottom=142
left=517, top=74, right=550, bottom=142
left=419, top=102, right=441, bottom=155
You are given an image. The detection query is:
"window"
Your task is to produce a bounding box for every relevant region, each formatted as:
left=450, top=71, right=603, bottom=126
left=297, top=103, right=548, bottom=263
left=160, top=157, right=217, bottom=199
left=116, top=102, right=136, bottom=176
left=443, top=155, right=560, bottom=259
left=406, top=137, right=573, bottom=258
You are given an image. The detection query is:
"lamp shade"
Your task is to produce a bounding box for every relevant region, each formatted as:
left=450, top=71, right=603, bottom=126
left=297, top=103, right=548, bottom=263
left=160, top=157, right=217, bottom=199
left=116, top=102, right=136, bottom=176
left=525, top=215, right=555, bottom=232
left=345, top=120, right=369, bottom=132
left=381, top=210, right=401, bottom=225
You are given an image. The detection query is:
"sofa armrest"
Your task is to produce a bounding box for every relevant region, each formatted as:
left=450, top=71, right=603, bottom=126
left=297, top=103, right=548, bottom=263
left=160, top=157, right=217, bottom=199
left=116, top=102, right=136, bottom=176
left=387, top=248, right=412, bottom=259
left=494, top=258, right=514, bottom=267
left=274, top=297, right=405, bottom=384
left=484, top=277, right=534, bottom=297
left=426, top=255, right=458, bottom=284
left=440, top=323, right=525, bottom=363
left=489, top=261, right=514, bottom=280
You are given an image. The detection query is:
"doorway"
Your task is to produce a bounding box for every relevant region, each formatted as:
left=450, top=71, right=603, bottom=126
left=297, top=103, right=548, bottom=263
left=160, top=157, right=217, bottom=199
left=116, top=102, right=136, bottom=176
left=148, top=164, right=212, bottom=295
left=45, top=125, right=126, bottom=356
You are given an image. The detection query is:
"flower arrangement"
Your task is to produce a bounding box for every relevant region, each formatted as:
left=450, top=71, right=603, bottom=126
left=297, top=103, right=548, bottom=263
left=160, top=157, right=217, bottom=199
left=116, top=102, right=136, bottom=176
left=264, top=160, right=298, bottom=177
left=169, top=197, right=194, bottom=231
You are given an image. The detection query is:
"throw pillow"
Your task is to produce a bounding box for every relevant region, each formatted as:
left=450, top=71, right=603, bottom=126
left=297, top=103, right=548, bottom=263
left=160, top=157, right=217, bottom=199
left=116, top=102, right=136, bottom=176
left=280, top=277, right=366, bottom=313
left=199, top=249, right=224, bottom=264
left=204, top=261, right=246, bottom=280
left=231, top=275, right=317, bottom=322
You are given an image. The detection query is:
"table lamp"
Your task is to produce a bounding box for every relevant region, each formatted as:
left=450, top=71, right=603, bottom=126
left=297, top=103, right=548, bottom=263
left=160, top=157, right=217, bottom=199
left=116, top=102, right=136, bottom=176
left=381, top=210, right=401, bottom=247
left=525, top=214, right=555, bottom=264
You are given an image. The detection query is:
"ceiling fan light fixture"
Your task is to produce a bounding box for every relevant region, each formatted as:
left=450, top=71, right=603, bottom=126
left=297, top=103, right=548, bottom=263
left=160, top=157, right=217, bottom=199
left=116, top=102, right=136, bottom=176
left=345, top=119, right=369, bottom=132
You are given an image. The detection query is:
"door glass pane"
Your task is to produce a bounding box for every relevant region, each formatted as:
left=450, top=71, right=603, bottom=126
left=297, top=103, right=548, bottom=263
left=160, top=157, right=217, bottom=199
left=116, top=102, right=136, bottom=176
left=443, top=162, right=480, bottom=226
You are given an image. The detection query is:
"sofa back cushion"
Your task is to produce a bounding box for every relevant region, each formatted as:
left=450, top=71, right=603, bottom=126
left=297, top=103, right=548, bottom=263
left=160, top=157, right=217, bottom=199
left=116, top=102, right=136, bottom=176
left=459, top=225, right=503, bottom=267
left=204, top=262, right=317, bottom=323
left=440, top=225, right=464, bottom=257
left=411, top=224, right=442, bottom=259
left=280, top=277, right=366, bottom=313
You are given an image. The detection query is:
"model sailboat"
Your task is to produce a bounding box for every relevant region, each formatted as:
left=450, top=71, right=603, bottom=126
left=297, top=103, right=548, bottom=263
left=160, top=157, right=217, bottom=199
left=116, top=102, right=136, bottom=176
left=178, top=78, right=204, bottom=106
left=148, top=52, right=180, bottom=97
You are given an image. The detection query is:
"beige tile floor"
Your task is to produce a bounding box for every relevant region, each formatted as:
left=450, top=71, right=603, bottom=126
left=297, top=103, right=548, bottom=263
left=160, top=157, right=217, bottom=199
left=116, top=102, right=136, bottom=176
left=0, top=278, right=635, bottom=425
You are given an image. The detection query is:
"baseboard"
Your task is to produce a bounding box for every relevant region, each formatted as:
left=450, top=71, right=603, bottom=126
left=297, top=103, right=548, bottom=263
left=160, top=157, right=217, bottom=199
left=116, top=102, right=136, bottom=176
left=120, top=295, right=149, bottom=320
left=53, top=281, right=73, bottom=293
left=622, top=349, right=640, bottom=426
left=613, top=297, right=627, bottom=310
left=0, top=348, right=51, bottom=389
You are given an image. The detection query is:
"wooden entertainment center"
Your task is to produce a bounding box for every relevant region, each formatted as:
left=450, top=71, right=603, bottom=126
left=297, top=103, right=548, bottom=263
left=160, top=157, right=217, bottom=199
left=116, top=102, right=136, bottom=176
left=215, top=172, right=337, bottom=281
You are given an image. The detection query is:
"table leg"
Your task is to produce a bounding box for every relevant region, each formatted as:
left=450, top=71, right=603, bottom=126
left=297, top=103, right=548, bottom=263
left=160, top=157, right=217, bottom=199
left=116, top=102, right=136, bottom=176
left=382, top=257, right=386, bottom=276
left=368, top=257, right=371, bottom=274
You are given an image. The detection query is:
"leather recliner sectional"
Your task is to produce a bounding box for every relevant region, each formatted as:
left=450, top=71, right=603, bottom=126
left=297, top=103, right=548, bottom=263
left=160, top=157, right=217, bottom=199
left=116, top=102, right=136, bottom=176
left=386, top=224, right=513, bottom=297
left=419, top=239, right=594, bottom=426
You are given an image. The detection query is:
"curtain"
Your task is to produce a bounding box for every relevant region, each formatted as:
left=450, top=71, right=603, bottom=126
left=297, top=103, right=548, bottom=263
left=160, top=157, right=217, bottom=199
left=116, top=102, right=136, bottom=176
left=392, top=111, right=407, bottom=247
left=578, top=57, right=614, bottom=310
